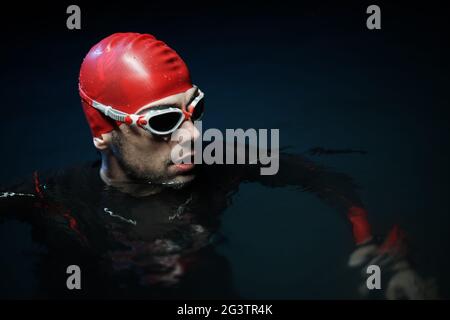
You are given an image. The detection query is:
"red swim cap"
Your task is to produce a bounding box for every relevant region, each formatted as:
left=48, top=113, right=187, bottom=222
left=79, top=33, right=193, bottom=137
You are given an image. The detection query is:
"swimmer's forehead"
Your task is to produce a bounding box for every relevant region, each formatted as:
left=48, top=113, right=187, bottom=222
left=136, top=86, right=198, bottom=114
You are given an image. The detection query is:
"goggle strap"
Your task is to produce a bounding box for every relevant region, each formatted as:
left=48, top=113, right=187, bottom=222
left=92, top=99, right=134, bottom=124
left=79, top=85, right=131, bottom=124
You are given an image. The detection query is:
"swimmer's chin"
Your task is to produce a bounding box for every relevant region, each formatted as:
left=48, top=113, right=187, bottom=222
left=164, top=174, right=196, bottom=189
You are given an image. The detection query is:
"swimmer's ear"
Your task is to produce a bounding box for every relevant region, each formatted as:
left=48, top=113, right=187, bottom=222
left=93, top=133, right=111, bottom=150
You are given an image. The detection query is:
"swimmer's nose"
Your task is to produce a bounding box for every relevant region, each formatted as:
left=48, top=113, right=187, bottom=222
left=180, top=120, right=200, bottom=143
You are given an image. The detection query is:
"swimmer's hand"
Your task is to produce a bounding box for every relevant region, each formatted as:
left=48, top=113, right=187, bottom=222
left=348, top=226, right=439, bottom=300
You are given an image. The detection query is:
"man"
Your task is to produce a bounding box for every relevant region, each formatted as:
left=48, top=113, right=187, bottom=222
left=0, top=33, right=436, bottom=299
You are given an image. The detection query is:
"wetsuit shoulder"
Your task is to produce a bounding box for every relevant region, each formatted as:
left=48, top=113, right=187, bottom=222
left=1, top=160, right=104, bottom=247
left=35, top=160, right=103, bottom=195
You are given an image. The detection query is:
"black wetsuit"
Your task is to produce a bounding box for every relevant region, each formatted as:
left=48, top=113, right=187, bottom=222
left=0, top=153, right=367, bottom=299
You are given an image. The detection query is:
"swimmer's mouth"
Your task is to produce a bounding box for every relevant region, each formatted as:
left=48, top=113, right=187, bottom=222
left=168, top=153, right=196, bottom=174
left=172, top=163, right=195, bottom=173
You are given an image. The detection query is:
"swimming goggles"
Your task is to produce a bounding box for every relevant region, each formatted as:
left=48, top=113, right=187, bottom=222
left=79, top=86, right=204, bottom=136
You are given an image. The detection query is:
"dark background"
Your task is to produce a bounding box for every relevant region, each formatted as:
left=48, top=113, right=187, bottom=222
left=0, top=0, right=449, bottom=298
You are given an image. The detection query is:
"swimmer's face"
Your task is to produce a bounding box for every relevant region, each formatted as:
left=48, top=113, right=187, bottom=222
left=96, top=87, right=200, bottom=186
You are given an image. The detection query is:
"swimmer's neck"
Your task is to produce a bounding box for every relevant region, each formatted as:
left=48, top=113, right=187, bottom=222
left=99, top=155, right=163, bottom=197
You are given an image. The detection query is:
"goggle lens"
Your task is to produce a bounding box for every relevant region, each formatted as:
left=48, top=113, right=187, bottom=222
left=147, top=111, right=183, bottom=133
